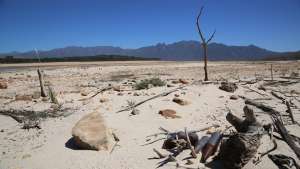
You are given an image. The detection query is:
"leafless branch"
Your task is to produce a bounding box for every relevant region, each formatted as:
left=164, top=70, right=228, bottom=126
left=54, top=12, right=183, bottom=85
left=207, top=29, right=216, bottom=43
left=196, top=6, right=206, bottom=43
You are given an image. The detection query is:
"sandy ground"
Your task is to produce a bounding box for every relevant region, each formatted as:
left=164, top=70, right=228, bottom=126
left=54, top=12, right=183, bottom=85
left=0, top=61, right=300, bottom=169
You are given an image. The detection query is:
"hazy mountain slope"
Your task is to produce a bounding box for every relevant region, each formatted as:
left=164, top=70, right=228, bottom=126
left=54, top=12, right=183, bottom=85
left=0, top=40, right=279, bottom=60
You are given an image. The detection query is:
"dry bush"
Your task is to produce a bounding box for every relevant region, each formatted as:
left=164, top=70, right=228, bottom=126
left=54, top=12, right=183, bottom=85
left=135, top=77, right=165, bottom=90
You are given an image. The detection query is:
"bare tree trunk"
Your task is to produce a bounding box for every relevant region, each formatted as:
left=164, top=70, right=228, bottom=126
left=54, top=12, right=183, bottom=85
left=203, top=44, right=208, bottom=81
left=37, top=68, right=47, bottom=97
left=196, top=7, right=215, bottom=82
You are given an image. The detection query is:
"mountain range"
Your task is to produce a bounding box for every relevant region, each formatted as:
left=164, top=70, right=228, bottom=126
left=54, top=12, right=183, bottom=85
left=0, top=40, right=295, bottom=61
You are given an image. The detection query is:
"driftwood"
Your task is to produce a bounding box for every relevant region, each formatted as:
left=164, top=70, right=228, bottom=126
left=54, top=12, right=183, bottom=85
left=0, top=107, right=70, bottom=124
left=37, top=68, right=47, bottom=97
left=153, top=148, right=167, bottom=159
left=242, top=86, right=267, bottom=96
left=271, top=91, right=285, bottom=101
left=253, top=126, right=278, bottom=165
left=268, top=154, right=300, bottom=169
left=146, top=124, right=220, bottom=138
left=217, top=105, right=263, bottom=169
left=194, top=136, right=209, bottom=154
left=271, top=115, right=300, bottom=159
left=185, top=127, right=197, bottom=158
left=116, top=86, right=186, bottom=113
left=286, top=101, right=296, bottom=124
left=245, top=99, right=281, bottom=116
left=79, top=86, right=113, bottom=101
left=245, top=99, right=300, bottom=159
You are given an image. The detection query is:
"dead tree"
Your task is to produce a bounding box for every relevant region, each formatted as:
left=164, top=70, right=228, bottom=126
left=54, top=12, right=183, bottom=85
left=196, top=6, right=216, bottom=81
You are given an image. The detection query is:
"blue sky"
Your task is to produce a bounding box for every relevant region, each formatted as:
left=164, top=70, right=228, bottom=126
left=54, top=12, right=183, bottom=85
left=0, top=0, right=299, bottom=53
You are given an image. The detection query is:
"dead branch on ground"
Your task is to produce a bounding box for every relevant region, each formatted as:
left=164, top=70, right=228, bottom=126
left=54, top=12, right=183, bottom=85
left=116, top=86, right=186, bottom=113
left=185, top=127, right=197, bottom=158
left=79, top=86, right=113, bottom=101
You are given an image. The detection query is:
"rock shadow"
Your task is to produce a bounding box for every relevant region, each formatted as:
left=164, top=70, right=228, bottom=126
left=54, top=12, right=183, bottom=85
left=65, top=137, right=81, bottom=150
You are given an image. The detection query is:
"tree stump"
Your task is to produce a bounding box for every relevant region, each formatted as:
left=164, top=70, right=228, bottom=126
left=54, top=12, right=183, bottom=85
left=217, top=105, right=263, bottom=169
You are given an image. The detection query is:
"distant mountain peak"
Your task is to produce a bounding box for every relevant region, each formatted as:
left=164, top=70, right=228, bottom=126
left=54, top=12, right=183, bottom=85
left=0, top=40, right=281, bottom=61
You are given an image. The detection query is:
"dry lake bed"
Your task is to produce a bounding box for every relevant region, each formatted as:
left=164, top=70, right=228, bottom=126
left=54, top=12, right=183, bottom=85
left=0, top=61, right=300, bottom=169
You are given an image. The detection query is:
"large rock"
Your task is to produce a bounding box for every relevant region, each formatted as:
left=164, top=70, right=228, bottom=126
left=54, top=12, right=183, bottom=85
left=72, top=111, right=113, bottom=151
left=219, top=82, right=238, bottom=92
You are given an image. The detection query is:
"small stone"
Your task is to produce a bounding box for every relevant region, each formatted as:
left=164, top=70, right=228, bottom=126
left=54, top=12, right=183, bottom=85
left=131, top=109, right=140, bottom=115
left=179, top=79, right=189, bottom=84
left=133, top=92, right=140, bottom=96
left=22, top=154, right=31, bottom=159
left=99, top=98, right=109, bottom=103
left=117, top=92, right=124, bottom=96
left=158, top=109, right=181, bottom=119
left=172, top=97, right=189, bottom=106
left=0, top=80, right=7, bottom=89
left=80, top=90, right=89, bottom=96
left=167, top=84, right=174, bottom=87
left=15, top=95, right=32, bottom=101
left=0, top=129, right=4, bottom=132
left=172, top=80, right=180, bottom=84
left=230, top=95, right=239, bottom=100
left=174, top=94, right=180, bottom=97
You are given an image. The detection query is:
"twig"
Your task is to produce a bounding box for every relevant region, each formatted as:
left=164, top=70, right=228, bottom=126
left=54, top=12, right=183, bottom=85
left=79, top=86, right=113, bottom=101
left=110, top=132, right=120, bottom=154
left=286, top=101, right=296, bottom=124
left=185, top=127, right=197, bottom=158
left=156, top=155, right=177, bottom=168
left=271, top=116, right=300, bottom=159
left=271, top=91, right=285, bottom=102
left=116, top=86, right=186, bottom=113
left=146, top=124, right=220, bottom=138
left=141, top=138, right=166, bottom=146
left=153, top=148, right=167, bottom=159
left=110, top=142, right=120, bottom=154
